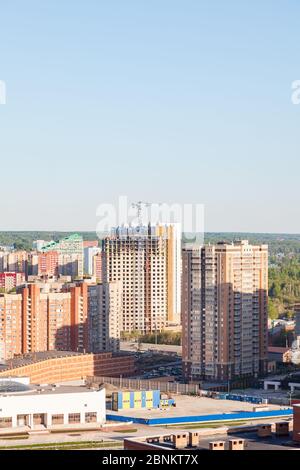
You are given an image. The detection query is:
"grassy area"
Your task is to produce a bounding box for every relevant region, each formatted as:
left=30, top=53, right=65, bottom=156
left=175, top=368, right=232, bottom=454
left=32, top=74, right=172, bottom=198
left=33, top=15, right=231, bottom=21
left=0, top=440, right=122, bottom=450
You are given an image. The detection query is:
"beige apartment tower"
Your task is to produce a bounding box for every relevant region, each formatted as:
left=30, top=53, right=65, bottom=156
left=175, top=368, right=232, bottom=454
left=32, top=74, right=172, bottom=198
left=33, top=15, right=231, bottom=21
left=182, top=241, right=268, bottom=382
left=155, top=223, right=182, bottom=324
left=102, top=225, right=170, bottom=333
left=88, top=282, right=122, bottom=353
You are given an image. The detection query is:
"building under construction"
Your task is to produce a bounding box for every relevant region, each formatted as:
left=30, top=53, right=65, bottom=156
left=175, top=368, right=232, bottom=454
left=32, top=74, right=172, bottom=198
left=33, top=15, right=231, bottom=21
left=102, top=223, right=181, bottom=333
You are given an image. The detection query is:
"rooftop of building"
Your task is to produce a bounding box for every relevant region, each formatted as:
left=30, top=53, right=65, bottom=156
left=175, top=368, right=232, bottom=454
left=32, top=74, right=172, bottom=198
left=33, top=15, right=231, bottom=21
left=125, top=430, right=297, bottom=451
left=108, top=394, right=281, bottom=421
left=0, top=350, right=108, bottom=372
left=183, top=240, right=268, bottom=250
left=0, top=349, right=132, bottom=372
left=0, top=380, right=105, bottom=397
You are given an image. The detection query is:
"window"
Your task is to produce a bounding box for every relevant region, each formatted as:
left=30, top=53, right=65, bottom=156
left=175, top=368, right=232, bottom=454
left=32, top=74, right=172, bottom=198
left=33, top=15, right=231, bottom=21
left=0, top=417, right=12, bottom=428
left=85, top=412, right=97, bottom=423
left=51, top=414, right=64, bottom=425
left=68, top=413, right=81, bottom=424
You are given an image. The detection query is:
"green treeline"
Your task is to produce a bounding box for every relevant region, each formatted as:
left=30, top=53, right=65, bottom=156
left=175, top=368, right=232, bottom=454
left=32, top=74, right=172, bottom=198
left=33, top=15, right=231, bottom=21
left=138, top=330, right=181, bottom=345
left=268, top=257, right=300, bottom=319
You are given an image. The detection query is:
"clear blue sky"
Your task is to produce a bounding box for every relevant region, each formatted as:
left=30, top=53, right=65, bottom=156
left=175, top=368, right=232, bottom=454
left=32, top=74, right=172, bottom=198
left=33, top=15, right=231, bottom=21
left=0, top=0, right=299, bottom=232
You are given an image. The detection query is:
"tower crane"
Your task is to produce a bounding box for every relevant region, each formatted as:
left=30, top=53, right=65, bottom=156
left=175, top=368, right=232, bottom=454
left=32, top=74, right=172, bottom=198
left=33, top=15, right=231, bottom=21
left=131, top=201, right=152, bottom=226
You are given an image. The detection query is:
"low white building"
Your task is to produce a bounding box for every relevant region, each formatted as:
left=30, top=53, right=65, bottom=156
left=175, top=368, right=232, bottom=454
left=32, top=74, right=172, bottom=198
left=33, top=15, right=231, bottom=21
left=0, top=378, right=106, bottom=430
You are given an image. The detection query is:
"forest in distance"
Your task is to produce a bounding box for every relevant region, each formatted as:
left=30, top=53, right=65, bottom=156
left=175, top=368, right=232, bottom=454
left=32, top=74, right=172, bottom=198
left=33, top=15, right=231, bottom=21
left=0, top=231, right=300, bottom=321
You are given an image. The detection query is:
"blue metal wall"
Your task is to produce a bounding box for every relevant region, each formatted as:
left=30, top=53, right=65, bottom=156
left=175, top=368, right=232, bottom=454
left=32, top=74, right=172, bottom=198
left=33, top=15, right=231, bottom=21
left=106, top=408, right=292, bottom=426
left=217, top=393, right=265, bottom=404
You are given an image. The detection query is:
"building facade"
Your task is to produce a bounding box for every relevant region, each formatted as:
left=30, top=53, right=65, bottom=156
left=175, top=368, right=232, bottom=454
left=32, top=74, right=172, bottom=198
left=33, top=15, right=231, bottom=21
left=88, top=282, right=122, bottom=353
left=102, top=225, right=168, bottom=333
left=84, top=246, right=101, bottom=276
left=0, top=272, right=25, bottom=291
left=155, top=223, right=182, bottom=324
left=0, top=351, right=135, bottom=383
left=182, top=241, right=268, bottom=382
left=0, top=293, right=23, bottom=361
left=0, top=251, right=28, bottom=276
left=0, top=379, right=106, bottom=430
left=0, top=279, right=122, bottom=361
left=41, top=234, right=84, bottom=278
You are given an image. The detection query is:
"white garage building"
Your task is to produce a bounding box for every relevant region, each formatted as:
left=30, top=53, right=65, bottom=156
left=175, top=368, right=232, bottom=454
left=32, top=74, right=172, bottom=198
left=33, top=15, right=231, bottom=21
left=0, top=378, right=106, bottom=430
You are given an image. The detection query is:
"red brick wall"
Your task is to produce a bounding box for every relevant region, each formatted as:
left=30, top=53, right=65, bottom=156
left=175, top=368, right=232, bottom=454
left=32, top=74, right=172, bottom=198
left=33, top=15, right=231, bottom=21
left=293, top=406, right=300, bottom=442
left=0, top=353, right=135, bottom=383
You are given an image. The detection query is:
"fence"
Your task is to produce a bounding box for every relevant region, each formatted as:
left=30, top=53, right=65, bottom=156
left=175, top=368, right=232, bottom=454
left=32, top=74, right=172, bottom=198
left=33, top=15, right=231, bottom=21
left=87, top=376, right=293, bottom=405
left=87, top=376, right=199, bottom=395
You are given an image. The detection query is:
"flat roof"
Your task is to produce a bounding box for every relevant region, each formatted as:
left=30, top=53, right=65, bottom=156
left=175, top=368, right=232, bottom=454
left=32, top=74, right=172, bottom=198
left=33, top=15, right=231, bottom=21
left=0, top=350, right=132, bottom=374
left=0, top=351, right=84, bottom=371
left=0, top=383, right=104, bottom=397
left=109, top=394, right=281, bottom=420
left=127, top=431, right=297, bottom=451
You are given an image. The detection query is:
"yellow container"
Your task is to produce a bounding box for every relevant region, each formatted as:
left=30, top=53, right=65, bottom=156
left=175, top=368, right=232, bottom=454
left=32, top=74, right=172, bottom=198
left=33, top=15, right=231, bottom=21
left=133, top=391, right=142, bottom=408
left=146, top=390, right=153, bottom=408
left=123, top=391, right=130, bottom=409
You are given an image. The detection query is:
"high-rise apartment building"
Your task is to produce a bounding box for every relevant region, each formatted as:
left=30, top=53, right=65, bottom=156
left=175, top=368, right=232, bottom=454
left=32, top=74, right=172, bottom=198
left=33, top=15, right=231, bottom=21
left=21, top=284, right=71, bottom=353
left=0, top=251, right=28, bottom=276
left=182, top=240, right=268, bottom=382
left=0, top=279, right=121, bottom=361
left=102, top=225, right=169, bottom=333
left=84, top=246, right=101, bottom=276
left=69, top=282, right=89, bottom=352
left=88, top=282, right=122, bottom=353
left=30, top=250, right=84, bottom=279
left=93, top=252, right=102, bottom=281
left=0, top=272, right=26, bottom=291
left=0, top=293, right=23, bottom=361
left=30, top=251, right=59, bottom=277
left=155, top=223, right=182, bottom=324
left=41, top=234, right=84, bottom=277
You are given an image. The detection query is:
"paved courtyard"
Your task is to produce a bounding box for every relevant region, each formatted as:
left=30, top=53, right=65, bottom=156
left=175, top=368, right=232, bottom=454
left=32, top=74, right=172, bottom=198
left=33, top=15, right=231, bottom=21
left=108, top=394, right=282, bottom=420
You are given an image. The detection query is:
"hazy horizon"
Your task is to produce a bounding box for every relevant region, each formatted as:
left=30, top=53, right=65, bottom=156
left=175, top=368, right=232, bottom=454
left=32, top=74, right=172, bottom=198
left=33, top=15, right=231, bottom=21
left=1, top=229, right=300, bottom=236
